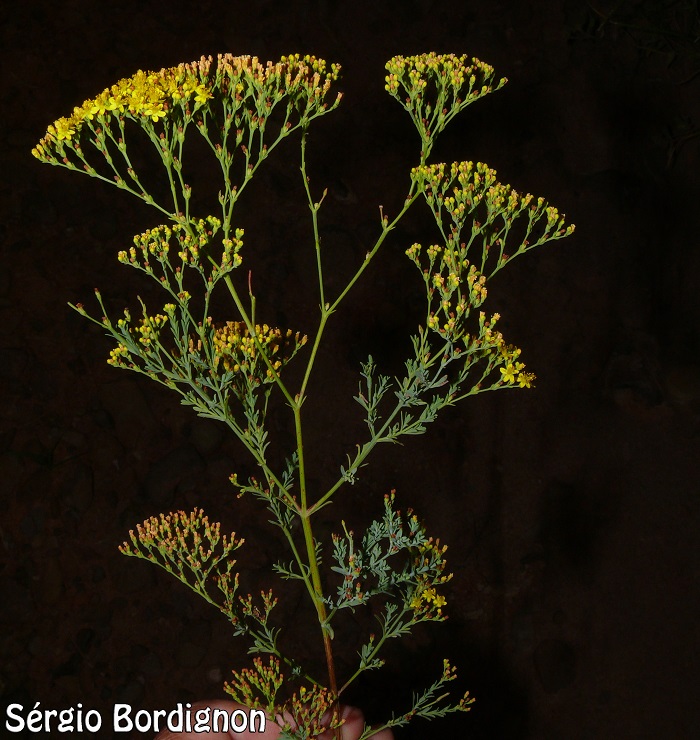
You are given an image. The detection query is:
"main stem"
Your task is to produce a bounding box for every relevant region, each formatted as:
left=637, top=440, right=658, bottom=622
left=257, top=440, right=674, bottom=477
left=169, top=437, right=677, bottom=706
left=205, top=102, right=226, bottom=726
left=292, top=135, right=425, bottom=734
left=223, top=129, right=426, bottom=736
left=293, top=396, right=340, bottom=738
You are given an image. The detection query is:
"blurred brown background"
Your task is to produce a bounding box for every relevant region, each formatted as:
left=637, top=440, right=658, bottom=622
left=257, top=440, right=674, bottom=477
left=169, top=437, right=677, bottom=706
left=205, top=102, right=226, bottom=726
left=2, top=1, right=699, bottom=737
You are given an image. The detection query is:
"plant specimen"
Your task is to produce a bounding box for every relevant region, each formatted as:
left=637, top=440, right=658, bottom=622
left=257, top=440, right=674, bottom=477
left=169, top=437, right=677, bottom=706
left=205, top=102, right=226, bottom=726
left=32, top=52, right=574, bottom=739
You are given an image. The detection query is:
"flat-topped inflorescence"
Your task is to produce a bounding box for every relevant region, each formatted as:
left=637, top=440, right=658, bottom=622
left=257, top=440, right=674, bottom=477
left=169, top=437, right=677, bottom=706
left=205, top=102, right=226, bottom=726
left=32, top=53, right=341, bottom=160
left=410, top=161, right=575, bottom=276
left=99, top=301, right=307, bottom=404
left=212, top=321, right=308, bottom=381
left=385, top=53, right=507, bottom=154
left=32, top=54, right=342, bottom=228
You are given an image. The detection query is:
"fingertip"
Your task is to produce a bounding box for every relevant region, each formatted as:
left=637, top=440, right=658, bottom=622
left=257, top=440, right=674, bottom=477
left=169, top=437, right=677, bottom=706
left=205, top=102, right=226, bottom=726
left=339, top=705, right=364, bottom=739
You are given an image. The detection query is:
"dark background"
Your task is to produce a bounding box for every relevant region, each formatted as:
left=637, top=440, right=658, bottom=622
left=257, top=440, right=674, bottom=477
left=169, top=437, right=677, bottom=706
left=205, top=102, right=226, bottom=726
left=2, top=0, right=700, bottom=737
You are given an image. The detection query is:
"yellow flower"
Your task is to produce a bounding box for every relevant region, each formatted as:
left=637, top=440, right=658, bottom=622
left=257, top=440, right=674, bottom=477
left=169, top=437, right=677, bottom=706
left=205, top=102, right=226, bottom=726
left=106, top=94, right=125, bottom=112
left=54, top=117, right=76, bottom=141
left=411, top=583, right=448, bottom=616
left=90, top=93, right=109, bottom=117
left=193, top=84, right=212, bottom=105
left=143, top=103, right=167, bottom=121
left=517, top=371, right=535, bottom=388
left=500, top=362, right=517, bottom=384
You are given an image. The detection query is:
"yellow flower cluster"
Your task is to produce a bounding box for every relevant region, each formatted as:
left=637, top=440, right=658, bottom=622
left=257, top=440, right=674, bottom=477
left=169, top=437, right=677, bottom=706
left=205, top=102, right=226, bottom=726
left=410, top=584, right=447, bottom=613
left=32, top=53, right=341, bottom=162
left=385, top=52, right=505, bottom=99
left=500, top=360, right=535, bottom=389
left=407, top=239, right=537, bottom=388
left=212, top=321, right=307, bottom=379
left=472, top=312, right=535, bottom=387
left=410, top=537, right=452, bottom=618
left=32, top=65, right=211, bottom=157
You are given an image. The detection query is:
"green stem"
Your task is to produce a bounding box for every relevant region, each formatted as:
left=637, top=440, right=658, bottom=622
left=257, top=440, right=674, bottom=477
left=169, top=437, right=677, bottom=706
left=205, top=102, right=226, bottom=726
left=222, top=275, right=296, bottom=408
left=300, top=132, right=327, bottom=311
left=337, top=605, right=412, bottom=696
left=308, top=391, right=411, bottom=515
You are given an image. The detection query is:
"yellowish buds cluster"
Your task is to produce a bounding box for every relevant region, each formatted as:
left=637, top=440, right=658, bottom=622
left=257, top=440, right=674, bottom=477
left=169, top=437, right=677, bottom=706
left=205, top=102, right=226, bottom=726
left=225, top=655, right=342, bottom=736
left=216, top=53, right=341, bottom=105
left=412, top=161, right=501, bottom=218
left=117, top=217, right=243, bottom=291
left=102, top=302, right=308, bottom=404
left=106, top=308, right=169, bottom=368
left=283, top=685, right=344, bottom=737
left=411, top=161, right=574, bottom=275
left=119, top=224, right=172, bottom=265
left=119, top=508, right=243, bottom=577
left=224, top=655, right=284, bottom=713
left=440, top=660, right=476, bottom=711
left=385, top=52, right=506, bottom=102
left=135, top=313, right=168, bottom=348
left=212, top=321, right=307, bottom=381
left=419, top=536, right=449, bottom=559
left=385, top=53, right=507, bottom=150
left=107, top=343, right=130, bottom=366
left=407, top=241, right=489, bottom=338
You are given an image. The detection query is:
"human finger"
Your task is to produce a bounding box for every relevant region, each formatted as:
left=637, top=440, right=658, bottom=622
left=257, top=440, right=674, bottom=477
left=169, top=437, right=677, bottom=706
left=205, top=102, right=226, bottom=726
left=153, top=700, right=281, bottom=740
left=316, top=705, right=394, bottom=740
